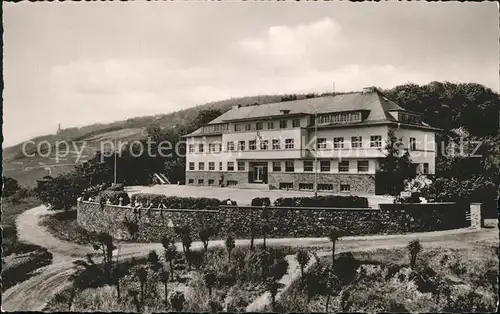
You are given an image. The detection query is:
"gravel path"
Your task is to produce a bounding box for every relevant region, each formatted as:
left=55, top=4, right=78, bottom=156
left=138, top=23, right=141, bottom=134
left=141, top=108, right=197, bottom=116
left=3, top=205, right=497, bottom=312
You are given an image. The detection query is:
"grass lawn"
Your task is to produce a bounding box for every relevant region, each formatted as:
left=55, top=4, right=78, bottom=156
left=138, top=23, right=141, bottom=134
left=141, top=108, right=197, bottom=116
left=2, top=196, right=44, bottom=257
left=277, top=242, right=499, bottom=313
left=126, top=185, right=393, bottom=207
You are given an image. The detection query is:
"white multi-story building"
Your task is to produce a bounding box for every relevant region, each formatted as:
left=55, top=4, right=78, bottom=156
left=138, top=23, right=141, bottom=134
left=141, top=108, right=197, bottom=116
left=183, top=87, right=439, bottom=194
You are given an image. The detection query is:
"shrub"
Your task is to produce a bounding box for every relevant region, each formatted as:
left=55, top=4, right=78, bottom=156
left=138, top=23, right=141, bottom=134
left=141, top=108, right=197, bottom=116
left=274, top=195, right=369, bottom=208
left=96, top=191, right=130, bottom=206
left=221, top=199, right=237, bottom=205
left=106, top=183, right=124, bottom=191
left=251, top=197, right=271, bottom=207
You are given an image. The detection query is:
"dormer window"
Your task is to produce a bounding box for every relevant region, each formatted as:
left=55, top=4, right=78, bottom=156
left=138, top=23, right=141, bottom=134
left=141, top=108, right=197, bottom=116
left=316, top=111, right=363, bottom=125
left=280, top=109, right=290, bottom=114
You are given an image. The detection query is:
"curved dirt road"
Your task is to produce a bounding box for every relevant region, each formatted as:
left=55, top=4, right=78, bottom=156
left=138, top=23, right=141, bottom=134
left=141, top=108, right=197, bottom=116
left=3, top=205, right=498, bottom=312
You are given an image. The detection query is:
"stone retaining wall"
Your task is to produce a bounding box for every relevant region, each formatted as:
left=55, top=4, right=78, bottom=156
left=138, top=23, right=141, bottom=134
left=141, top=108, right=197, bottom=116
left=77, top=201, right=474, bottom=242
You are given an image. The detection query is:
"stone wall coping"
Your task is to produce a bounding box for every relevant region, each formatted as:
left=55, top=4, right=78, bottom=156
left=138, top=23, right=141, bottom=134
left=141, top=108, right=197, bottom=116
left=221, top=205, right=377, bottom=211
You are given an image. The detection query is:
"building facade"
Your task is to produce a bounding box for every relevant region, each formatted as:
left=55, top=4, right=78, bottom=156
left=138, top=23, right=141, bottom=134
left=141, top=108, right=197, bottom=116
left=184, top=87, right=439, bottom=194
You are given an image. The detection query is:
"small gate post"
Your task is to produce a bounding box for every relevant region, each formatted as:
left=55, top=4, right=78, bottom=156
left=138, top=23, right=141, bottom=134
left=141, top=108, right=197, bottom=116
left=469, top=203, right=482, bottom=230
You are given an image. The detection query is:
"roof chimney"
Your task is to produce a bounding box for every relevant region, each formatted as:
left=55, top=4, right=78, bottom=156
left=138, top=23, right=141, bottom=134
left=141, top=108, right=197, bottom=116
left=232, top=104, right=243, bottom=110
left=362, top=87, right=377, bottom=93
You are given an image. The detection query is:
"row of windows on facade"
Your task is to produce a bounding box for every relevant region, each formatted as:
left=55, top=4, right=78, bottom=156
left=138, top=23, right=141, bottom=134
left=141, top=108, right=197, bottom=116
left=201, top=112, right=365, bottom=134
left=187, top=135, right=407, bottom=153
left=188, top=160, right=370, bottom=173
left=187, top=178, right=353, bottom=192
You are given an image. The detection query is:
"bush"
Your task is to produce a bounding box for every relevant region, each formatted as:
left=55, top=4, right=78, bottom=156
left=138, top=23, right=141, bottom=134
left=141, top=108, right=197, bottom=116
left=274, top=195, right=369, bottom=208
left=130, top=193, right=221, bottom=209
left=220, top=199, right=237, bottom=206
left=251, top=197, right=271, bottom=207
left=106, top=183, right=124, bottom=191
left=96, top=191, right=130, bottom=206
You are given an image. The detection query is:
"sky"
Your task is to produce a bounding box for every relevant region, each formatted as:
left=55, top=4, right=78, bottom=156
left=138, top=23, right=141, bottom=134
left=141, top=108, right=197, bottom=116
left=3, top=2, right=499, bottom=147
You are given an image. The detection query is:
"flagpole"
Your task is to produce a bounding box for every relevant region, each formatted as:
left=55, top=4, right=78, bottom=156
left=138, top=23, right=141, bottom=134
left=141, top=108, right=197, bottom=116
left=114, top=137, right=117, bottom=185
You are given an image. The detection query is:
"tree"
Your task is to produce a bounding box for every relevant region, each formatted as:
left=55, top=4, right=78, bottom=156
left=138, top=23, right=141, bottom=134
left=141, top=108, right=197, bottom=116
left=2, top=176, right=21, bottom=198
left=323, top=265, right=340, bottom=313
left=92, top=232, right=115, bottom=280
left=182, top=232, right=193, bottom=268
left=378, top=129, right=413, bottom=196
left=203, top=268, right=217, bottom=297
left=170, top=291, right=185, bottom=311
left=136, top=266, right=148, bottom=305
left=159, top=268, right=170, bottom=308
left=147, top=250, right=162, bottom=273
left=225, top=235, right=236, bottom=263
left=128, top=289, right=141, bottom=312
left=199, top=227, right=214, bottom=257
left=295, top=249, right=310, bottom=284
left=265, top=278, right=280, bottom=311
left=407, top=239, right=422, bottom=269
left=164, top=244, right=177, bottom=281
left=327, top=227, right=342, bottom=268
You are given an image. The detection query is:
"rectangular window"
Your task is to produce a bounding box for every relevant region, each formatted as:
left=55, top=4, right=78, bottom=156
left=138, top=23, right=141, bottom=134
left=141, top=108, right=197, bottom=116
left=285, top=138, right=294, bottom=149
left=303, top=161, right=313, bottom=172
left=279, top=182, right=294, bottom=190
left=209, top=143, right=216, bottom=152
left=272, top=139, right=281, bottom=150
left=198, top=179, right=204, bottom=185
left=338, top=160, right=350, bottom=172
left=249, top=140, right=257, bottom=151
left=198, top=162, right=205, bottom=171
left=260, top=140, right=269, bottom=150
left=238, top=141, right=246, bottom=151
left=299, top=183, right=314, bottom=190
left=423, top=163, right=429, bottom=174
left=188, top=162, right=195, bottom=170
left=188, top=144, right=195, bottom=153
left=410, top=137, right=417, bottom=151
left=318, top=183, right=333, bottom=191
left=272, top=161, right=281, bottom=172
left=227, top=162, right=234, bottom=171
left=317, top=138, right=327, bottom=149
left=351, top=136, right=362, bottom=148
left=219, top=162, right=223, bottom=171
left=237, top=161, right=245, bottom=171
left=245, top=123, right=252, bottom=131
left=285, top=160, right=294, bottom=172
left=370, top=135, right=382, bottom=148
left=267, top=121, right=274, bottom=129
left=198, top=144, right=204, bottom=153
left=227, top=141, right=235, bottom=151
left=357, top=160, right=369, bottom=172
left=234, top=124, right=241, bottom=132
left=279, top=120, right=288, bottom=129
left=320, top=160, right=331, bottom=172
left=333, top=137, right=344, bottom=149
left=208, top=179, right=215, bottom=185
left=256, top=122, right=263, bottom=130
left=227, top=180, right=237, bottom=186
left=188, top=179, right=194, bottom=184
left=292, top=119, right=300, bottom=128
left=340, top=184, right=350, bottom=192
left=209, top=162, right=215, bottom=171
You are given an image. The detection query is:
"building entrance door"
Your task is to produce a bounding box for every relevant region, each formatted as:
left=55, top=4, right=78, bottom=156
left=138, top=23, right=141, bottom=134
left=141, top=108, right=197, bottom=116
left=254, top=166, right=264, bottom=182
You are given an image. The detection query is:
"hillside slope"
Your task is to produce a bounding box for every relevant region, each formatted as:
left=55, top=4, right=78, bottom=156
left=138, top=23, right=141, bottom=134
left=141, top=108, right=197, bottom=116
left=2, top=94, right=295, bottom=187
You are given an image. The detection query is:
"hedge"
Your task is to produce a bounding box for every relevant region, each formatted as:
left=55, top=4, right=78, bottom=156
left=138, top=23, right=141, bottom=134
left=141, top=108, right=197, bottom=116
left=130, top=193, right=221, bottom=209
left=96, top=191, right=131, bottom=206
left=106, top=183, right=125, bottom=191
left=251, top=197, right=271, bottom=206
left=273, top=195, right=369, bottom=208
